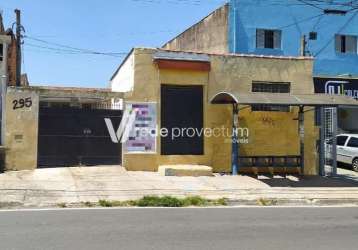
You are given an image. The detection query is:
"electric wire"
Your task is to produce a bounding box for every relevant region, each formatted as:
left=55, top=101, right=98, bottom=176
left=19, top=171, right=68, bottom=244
left=314, top=10, right=358, bottom=56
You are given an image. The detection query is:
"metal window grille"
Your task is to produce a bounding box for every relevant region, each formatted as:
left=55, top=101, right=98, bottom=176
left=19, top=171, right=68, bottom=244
left=335, top=35, right=357, bottom=54
left=256, top=29, right=282, bottom=49
left=324, top=108, right=334, bottom=139
left=251, top=82, right=290, bottom=112
left=39, top=101, right=122, bottom=110
left=309, top=32, right=317, bottom=40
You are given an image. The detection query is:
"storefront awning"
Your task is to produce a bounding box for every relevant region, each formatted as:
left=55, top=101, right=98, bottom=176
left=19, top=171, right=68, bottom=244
left=210, top=92, right=358, bottom=107
left=153, top=51, right=211, bottom=71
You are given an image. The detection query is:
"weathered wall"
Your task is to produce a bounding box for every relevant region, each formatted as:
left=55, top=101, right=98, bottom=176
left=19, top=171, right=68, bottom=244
left=5, top=87, right=39, bottom=171
left=162, top=4, right=229, bottom=54
left=0, top=34, right=18, bottom=86
left=0, top=35, right=11, bottom=80
left=121, top=48, right=212, bottom=171
left=120, top=48, right=319, bottom=175
left=4, top=86, right=123, bottom=171
left=6, top=38, right=18, bottom=86
left=208, top=55, right=317, bottom=175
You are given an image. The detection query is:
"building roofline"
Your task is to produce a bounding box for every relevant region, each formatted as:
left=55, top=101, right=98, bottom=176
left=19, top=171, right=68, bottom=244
left=110, top=48, right=134, bottom=81
left=314, top=74, right=358, bottom=80
left=9, top=86, right=124, bottom=100
left=157, top=48, right=314, bottom=61
left=14, top=85, right=112, bottom=93
left=110, top=47, right=313, bottom=83
left=161, top=3, right=229, bottom=48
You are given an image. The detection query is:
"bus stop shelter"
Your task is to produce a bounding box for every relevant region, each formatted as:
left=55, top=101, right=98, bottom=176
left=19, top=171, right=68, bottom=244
left=210, top=92, right=358, bottom=176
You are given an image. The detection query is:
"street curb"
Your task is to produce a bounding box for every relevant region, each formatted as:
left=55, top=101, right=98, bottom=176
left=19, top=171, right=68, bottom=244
left=228, top=198, right=358, bottom=207
left=2, top=198, right=358, bottom=210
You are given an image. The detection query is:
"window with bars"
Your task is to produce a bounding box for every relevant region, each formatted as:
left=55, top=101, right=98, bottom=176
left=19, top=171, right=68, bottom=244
left=309, top=32, right=317, bottom=40
left=0, top=43, right=3, bottom=62
left=256, top=29, right=282, bottom=49
left=335, top=34, right=357, bottom=54
left=252, top=82, right=290, bottom=93
left=251, top=81, right=291, bottom=112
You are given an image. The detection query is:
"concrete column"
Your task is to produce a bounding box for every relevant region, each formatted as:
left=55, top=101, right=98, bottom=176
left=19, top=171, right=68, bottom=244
left=231, top=103, right=239, bottom=175
left=299, top=106, right=305, bottom=174
left=1, top=42, right=8, bottom=145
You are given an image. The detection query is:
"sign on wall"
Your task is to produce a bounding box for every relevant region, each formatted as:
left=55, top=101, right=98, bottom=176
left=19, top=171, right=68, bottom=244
left=314, top=77, right=358, bottom=100
left=124, top=102, right=157, bottom=154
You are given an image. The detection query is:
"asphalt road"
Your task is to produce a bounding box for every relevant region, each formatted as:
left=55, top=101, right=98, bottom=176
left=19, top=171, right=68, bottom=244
left=0, top=207, right=358, bottom=250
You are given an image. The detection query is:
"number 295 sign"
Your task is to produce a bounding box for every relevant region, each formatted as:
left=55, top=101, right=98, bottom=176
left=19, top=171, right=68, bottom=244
left=12, top=97, right=33, bottom=110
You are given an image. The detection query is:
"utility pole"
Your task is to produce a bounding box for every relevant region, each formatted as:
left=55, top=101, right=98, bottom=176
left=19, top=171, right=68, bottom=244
left=300, top=35, right=307, bottom=56
left=15, top=9, right=21, bottom=87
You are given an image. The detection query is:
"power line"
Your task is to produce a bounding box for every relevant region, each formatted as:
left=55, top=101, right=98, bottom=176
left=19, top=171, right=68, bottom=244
left=24, top=35, right=128, bottom=57
left=296, top=0, right=325, bottom=10
left=278, top=13, right=325, bottom=29
left=28, top=14, right=325, bottom=58
left=18, top=1, right=358, bottom=61
left=24, top=44, right=126, bottom=59
left=25, top=43, right=92, bottom=55
left=315, top=10, right=358, bottom=56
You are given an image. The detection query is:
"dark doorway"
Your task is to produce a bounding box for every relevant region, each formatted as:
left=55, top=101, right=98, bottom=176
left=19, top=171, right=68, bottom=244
left=161, top=85, right=204, bottom=155
left=38, top=106, right=122, bottom=168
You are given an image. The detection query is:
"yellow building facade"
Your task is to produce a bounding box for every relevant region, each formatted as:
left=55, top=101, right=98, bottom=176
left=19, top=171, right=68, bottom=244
left=111, top=48, right=320, bottom=175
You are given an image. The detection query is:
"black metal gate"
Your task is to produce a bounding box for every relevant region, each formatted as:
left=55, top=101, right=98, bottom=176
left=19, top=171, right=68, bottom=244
left=323, top=107, right=338, bottom=176
left=38, top=106, right=122, bottom=168
left=161, top=85, right=204, bottom=155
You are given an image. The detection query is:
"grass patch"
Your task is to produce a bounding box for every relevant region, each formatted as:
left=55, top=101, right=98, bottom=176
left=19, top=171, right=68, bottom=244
left=97, top=196, right=229, bottom=208
left=82, top=201, right=95, bottom=207
left=136, top=196, right=183, bottom=207
left=257, top=198, right=278, bottom=206
left=98, top=199, right=137, bottom=207
left=0, top=202, right=23, bottom=209
left=182, top=196, right=208, bottom=207
left=98, top=200, right=113, bottom=207
left=57, top=203, right=67, bottom=208
left=98, top=200, right=126, bottom=207
left=212, top=197, right=229, bottom=206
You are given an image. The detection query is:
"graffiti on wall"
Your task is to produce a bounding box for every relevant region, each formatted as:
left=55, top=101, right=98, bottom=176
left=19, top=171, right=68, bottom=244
left=260, top=116, right=276, bottom=126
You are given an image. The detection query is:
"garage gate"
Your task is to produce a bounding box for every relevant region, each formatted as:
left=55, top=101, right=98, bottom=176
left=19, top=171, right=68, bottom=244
left=38, top=106, right=123, bottom=168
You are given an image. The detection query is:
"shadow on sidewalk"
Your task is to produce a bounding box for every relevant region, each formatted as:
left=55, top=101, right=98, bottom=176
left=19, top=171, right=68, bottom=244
left=254, top=173, right=358, bottom=188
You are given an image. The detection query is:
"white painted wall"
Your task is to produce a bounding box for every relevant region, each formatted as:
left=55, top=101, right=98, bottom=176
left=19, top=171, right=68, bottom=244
left=111, top=53, right=134, bottom=93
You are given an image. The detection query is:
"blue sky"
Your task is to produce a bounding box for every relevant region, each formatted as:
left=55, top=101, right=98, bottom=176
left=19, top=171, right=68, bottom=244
left=1, top=0, right=226, bottom=87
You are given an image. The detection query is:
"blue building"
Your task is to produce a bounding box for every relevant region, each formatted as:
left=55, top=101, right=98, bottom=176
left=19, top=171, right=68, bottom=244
left=229, top=0, right=358, bottom=78
left=163, top=0, right=358, bottom=131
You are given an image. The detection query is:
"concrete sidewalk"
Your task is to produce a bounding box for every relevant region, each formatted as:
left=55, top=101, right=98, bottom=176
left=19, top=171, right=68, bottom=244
left=1, top=166, right=358, bottom=208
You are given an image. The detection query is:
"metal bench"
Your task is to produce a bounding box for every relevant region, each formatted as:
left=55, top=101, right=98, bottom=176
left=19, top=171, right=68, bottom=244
left=239, top=156, right=301, bottom=175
